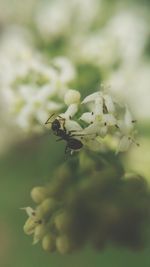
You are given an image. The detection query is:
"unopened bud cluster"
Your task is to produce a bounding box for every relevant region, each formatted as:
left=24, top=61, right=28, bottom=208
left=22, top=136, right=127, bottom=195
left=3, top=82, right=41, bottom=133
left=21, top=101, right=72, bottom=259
left=23, top=152, right=150, bottom=253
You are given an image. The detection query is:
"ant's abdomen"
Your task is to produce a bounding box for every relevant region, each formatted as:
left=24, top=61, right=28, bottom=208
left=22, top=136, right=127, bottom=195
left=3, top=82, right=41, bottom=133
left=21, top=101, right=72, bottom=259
left=68, top=138, right=83, bottom=150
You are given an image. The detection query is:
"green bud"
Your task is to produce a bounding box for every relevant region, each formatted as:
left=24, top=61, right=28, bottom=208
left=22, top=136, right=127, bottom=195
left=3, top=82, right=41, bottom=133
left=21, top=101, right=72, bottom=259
left=31, top=186, right=48, bottom=204
left=55, top=165, right=71, bottom=180
left=56, top=235, right=72, bottom=254
left=33, top=224, right=47, bottom=244
left=42, top=234, right=56, bottom=252
left=37, top=198, right=58, bottom=217
left=54, top=212, right=71, bottom=232
left=23, top=218, right=35, bottom=235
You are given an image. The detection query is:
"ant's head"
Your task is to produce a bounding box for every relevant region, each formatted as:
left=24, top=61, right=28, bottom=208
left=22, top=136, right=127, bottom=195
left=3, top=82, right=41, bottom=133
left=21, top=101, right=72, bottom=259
left=45, top=114, right=66, bottom=134
left=51, top=119, right=61, bottom=132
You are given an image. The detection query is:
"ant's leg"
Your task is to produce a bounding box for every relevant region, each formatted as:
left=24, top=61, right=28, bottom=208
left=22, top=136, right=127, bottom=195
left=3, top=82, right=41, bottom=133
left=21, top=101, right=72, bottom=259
left=65, top=144, right=68, bottom=154
left=64, top=145, right=72, bottom=160
left=71, top=133, right=96, bottom=138
left=65, top=144, right=70, bottom=154
left=45, top=113, right=55, bottom=124
left=68, top=130, right=84, bottom=138
left=70, top=133, right=88, bottom=137
left=68, top=130, right=78, bottom=134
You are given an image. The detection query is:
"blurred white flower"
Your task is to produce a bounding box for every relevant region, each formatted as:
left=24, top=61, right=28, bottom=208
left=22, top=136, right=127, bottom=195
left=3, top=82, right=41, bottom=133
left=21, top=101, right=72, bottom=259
left=51, top=57, right=76, bottom=84
left=35, top=1, right=71, bottom=40
left=35, top=0, right=101, bottom=41
left=107, top=10, right=149, bottom=66
left=0, top=27, right=76, bottom=132
left=71, top=8, right=149, bottom=72
left=71, top=32, right=120, bottom=68
left=108, top=63, right=150, bottom=121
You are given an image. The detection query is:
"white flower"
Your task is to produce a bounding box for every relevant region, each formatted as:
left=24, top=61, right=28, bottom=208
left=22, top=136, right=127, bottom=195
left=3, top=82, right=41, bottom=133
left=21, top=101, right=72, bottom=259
left=81, top=91, right=117, bottom=137
left=55, top=87, right=137, bottom=153
left=117, top=107, right=138, bottom=153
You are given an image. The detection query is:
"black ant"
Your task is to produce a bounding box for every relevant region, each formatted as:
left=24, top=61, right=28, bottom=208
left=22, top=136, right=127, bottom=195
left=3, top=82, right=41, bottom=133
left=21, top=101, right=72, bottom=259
left=45, top=114, right=83, bottom=154
left=45, top=113, right=66, bottom=137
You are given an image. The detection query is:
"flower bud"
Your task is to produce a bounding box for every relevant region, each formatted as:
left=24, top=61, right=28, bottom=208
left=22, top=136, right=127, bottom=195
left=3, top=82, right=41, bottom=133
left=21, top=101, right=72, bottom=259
left=64, top=89, right=81, bottom=105
left=33, top=224, right=46, bottom=244
left=56, top=235, right=72, bottom=254
left=31, top=186, right=48, bottom=204
left=37, top=198, right=58, bottom=217
left=54, top=212, right=71, bottom=232
left=23, top=218, right=35, bottom=235
left=42, top=234, right=56, bottom=252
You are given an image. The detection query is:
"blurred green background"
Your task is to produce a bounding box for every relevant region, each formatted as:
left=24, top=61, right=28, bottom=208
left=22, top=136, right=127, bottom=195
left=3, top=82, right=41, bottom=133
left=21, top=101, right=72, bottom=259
left=0, top=0, right=150, bottom=266
left=0, top=133, right=150, bottom=267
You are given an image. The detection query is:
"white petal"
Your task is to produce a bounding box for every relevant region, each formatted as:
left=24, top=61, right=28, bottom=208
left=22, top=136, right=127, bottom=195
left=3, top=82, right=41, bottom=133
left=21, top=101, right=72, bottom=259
left=81, top=122, right=99, bottom=135
left=65, top=120, right=83, bottom=132
left=60, top=104, right=78, bottom=119
left=97, top=126, right=108, bottom=138
left=103, top=94, right=115, bottom=113
left=94, top=97, right=103, bottom=115
left=124, top=107, right=133, bottom=130
left=21, top=207, right=35, bottom=217
left=103, top=114, right=117, bottom=126
left=118, top=107, right=134, bottom=134
left=117, top=136, right=132, bottom=152
left=82, top=92, right=100, bottom=104
left=80, top=112, right=94, bottom=124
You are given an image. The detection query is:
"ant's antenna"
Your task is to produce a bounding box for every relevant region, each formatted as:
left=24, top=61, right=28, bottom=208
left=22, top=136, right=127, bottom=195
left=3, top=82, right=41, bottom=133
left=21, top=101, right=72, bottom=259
left=45, top=113, right=55, bottom=125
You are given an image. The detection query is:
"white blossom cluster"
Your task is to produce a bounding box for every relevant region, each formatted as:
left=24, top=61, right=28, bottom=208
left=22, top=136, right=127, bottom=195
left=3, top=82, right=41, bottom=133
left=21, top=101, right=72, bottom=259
left=71, top=10, right=149, bottom=67
left=0, top=0, right=149, bottom=151
left=35, top=0, right=101, bottom=41
left=57, top=88, right=138, bottom=153
left=0, top=27, right=76, bottom=132
left=33, top=0, right=150, bottom=123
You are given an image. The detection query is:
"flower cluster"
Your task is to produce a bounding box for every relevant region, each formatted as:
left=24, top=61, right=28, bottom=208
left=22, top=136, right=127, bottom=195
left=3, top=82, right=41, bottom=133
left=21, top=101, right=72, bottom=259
left=54, top=87, right=138, bottom=153
left=35, top=0, right=101, bottom=42
left=71, top=10, right=149, bottom=67
left=0, top=1, right=149, bottom=139
left=0, top=27, right=76, bottom=132
left=23, top=154, right=150, bottom=253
